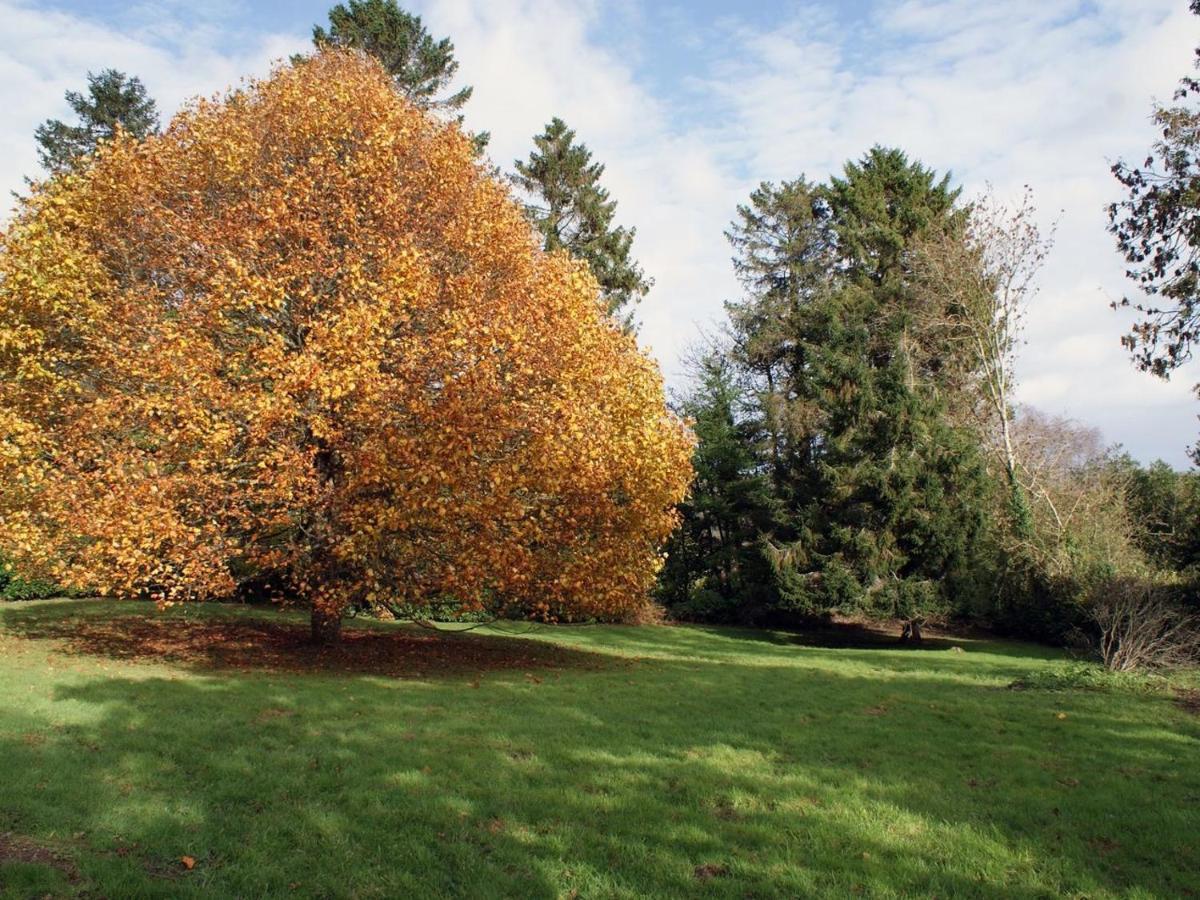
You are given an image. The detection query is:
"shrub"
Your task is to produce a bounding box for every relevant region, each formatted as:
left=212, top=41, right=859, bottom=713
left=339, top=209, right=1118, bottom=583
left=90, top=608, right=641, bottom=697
left=0, top=556, right=63, bottom=602
left=1090, top=578, right=1200, bottom=672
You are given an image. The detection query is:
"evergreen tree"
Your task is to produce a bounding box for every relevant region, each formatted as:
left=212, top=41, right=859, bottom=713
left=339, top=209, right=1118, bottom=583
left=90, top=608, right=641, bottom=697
left=513, top=117, right=650, bottom=328
left=313, top=0, right=487, bottom=149
left=34, top=69, right=158, bottom=174
left=658, top=353, right=778, bottom=621
left=724, top=177, right=834, bottom=497
left=720, top=148, right=993, bottom=636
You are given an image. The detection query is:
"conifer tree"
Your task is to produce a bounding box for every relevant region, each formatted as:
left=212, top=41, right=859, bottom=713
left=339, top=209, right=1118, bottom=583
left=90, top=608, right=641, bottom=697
left=313, top=0, right=487, bottom=149
left=724, top=177, right=833, bottom=497
left=514, top=117, right=650, bottom=328
left=34, top=69, right=158, bottom=174
left=712, top=148, right=993, bottom=636
left=658, top=353, right=777, bottom=621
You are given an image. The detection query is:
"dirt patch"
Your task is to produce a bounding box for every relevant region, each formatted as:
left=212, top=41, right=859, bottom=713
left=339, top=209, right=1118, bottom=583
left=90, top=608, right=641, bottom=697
left=4, top=614, right=606, bottom=679
left=1175, top=688, right=1200, bottom=715
left=694, top=863, right=730, bottom=880
left=0, top=832, right=79, bottom=882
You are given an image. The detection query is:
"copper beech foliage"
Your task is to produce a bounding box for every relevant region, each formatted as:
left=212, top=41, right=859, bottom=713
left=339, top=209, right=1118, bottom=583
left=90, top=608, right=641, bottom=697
left=0, top=51, right=693, bottom=631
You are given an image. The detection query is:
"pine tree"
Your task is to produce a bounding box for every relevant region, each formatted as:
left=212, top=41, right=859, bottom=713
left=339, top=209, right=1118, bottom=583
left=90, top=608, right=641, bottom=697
left=658, top=353, right=778, bottom=621
left=718, top=149, right=993, bottom=636
left=312, top=0, right=487, bottom=149
left=786, top=149, right=991, bottom=634
left=513, top=117, right=650, bottom=328
left=724, top=177, right=834, bottom=497
left=34, top=69, right=158, bottom=174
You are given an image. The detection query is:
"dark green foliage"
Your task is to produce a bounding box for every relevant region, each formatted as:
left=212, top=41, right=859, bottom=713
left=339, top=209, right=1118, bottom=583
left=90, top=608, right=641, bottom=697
left=989, top=546, right=1094, bottom=645
left=720, top=148, right=992, bottom=628
left=724, top=176, right=834, bottom=497
left=513, top=118, right=650, bottom=327
left=0, top=556, right=62, bottom=602
left=658, top=355, right=778, bottom=622
left=1108, top=6, right=1200, bottom=462
left=1117, top=456, right=1200, bottom=583
left=313, top=0, right=487, bottom=149
left=315, top=0, right=468, bottom=110
left=34, top=69, right=158, bottom=174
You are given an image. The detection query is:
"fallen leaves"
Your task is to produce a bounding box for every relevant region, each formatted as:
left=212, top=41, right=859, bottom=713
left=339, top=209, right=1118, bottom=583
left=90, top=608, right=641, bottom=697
left=4, top=615, right=606, bottom=678
left=694, top=863, right=730, bottom=880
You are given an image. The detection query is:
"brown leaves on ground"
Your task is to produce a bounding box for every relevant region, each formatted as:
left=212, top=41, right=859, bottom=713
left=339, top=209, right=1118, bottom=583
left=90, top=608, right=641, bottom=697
left=0, top=832, right=79, bottom=883
left=5, top=614, right=604, bottom=678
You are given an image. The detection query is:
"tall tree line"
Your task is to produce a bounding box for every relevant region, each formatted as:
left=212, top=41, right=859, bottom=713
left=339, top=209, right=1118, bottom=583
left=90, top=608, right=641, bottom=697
left=661, top=148, right=1073, bottom=638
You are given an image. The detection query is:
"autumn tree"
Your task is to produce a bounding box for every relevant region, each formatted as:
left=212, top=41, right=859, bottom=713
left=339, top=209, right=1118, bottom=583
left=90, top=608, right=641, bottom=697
left=34, top=69, right=158, bottom=174
left=312, top=0, right=487, bottom=150
left=514, top=118, right=650, bottom=328
left=0, top=51, right=693, bottom=643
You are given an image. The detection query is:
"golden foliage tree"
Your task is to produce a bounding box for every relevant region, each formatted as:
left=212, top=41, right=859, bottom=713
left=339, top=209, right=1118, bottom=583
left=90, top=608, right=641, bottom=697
left=0, top=51, right=693, bottom=642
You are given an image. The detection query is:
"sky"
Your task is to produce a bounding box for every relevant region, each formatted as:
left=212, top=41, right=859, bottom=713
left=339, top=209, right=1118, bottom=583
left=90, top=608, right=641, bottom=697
left=2, top=0, right=1199, bottom=466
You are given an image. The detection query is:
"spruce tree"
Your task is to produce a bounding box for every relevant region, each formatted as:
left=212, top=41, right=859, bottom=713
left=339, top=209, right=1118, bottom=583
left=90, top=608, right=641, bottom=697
left=658, top=353, right=778, bottom=621
left=724, top=177, right=834, bottom=497
left=783, top=148, right=991, bottom=634
left=34, top=69, right=158, bottom=174
left=712, top=148, right=994, bottom=635
left=313, top=0, right=487, bottom=149
left=513, top=117, right=650, bottom=328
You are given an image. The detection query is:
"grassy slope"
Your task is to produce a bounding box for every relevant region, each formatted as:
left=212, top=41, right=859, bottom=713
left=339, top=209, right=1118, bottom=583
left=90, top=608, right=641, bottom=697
left=0, top=600, right=1197, bottom=899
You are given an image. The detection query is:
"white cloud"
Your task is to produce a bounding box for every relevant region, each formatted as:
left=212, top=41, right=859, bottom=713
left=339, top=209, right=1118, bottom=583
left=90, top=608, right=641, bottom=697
left=1, top=0, right=1197, bottom=464
left=666, top=0, right=1200, bottom=464
left=0, top=0, right=307, bottom=218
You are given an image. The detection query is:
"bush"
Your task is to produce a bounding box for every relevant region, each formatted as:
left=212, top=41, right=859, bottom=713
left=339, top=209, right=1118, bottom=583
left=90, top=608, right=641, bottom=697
left=669, top=586, right=743, bottom=624
left=0, top=557, right=64, bottom=601
left=1090, top=578, right=1200, bottom=672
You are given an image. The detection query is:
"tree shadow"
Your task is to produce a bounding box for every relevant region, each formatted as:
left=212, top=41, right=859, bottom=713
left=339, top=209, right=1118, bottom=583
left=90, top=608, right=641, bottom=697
left=687, top=621, right=1066, bottom=660
left=2, top=602, right=1197, bottom=896
left=0, top=601, right=610, bottom=680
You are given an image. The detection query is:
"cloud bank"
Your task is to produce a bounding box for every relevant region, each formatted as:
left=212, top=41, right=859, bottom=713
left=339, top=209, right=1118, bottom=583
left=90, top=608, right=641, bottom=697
left=2, top=0, right=1197, bottom=464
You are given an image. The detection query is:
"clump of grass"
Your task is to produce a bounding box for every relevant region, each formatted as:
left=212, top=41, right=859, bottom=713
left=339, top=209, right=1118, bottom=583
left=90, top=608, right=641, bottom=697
left=1007, top=661, right=1165, bottom=694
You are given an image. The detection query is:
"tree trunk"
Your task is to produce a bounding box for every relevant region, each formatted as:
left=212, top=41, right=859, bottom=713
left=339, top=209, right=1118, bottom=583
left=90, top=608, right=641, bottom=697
left=310, top=605, right=343, bottom=645
left=900, top=619, right=924, bottom=643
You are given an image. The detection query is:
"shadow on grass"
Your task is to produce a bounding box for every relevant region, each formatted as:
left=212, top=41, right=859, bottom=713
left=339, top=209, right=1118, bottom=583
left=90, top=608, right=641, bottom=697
left=0, top=601, right=609, bottom=679
left=2, top=601, right=1197, bottom=897
left=689, top=621, right=1063, bottom=660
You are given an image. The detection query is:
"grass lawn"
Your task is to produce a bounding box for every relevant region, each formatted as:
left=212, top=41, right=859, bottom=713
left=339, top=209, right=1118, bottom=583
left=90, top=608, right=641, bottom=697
left=1, top=600, right=1197, bottom=898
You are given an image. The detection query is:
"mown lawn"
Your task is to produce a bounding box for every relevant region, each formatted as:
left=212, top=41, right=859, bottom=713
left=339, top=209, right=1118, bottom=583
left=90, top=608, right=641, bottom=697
left=1, top=600, right=1197, bottom=898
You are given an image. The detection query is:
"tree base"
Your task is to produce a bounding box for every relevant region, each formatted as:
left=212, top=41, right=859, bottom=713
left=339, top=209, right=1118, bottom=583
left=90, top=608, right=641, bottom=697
left=310, top=607, right=343, bottom=645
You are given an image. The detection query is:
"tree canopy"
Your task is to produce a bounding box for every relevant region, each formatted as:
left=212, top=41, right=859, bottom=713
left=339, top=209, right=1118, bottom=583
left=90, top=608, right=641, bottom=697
left=514, top=117, right=650, bottom=328
left=0, top=50, right=692, bottom=641
left=1109, top=0, right=1200, bottom=462
left=312, top=0, right=487, bottom=151
left=34, top=69, right=158, bottom=174
left=314, top=0, right=469, bottom=111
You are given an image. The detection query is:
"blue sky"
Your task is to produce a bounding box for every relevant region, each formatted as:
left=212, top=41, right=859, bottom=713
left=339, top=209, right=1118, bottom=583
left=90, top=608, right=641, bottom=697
left=2, top=0, right=1199, bottom=465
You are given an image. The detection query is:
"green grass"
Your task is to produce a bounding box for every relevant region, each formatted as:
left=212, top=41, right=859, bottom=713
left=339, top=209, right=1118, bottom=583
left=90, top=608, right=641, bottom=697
left=1, top=600, right=1197, bottom=898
